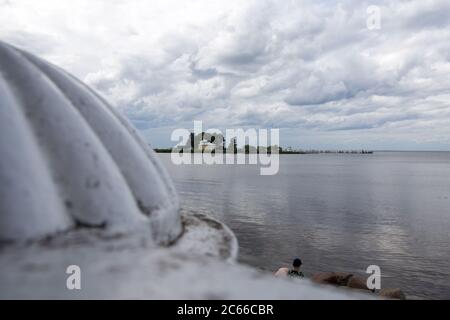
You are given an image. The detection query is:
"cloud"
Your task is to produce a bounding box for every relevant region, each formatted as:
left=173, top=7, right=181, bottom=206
left=1, top=0, right=450, bottom=149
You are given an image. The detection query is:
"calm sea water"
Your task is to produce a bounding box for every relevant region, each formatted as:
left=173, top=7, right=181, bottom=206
left=159, top=152, right=450, bottom=299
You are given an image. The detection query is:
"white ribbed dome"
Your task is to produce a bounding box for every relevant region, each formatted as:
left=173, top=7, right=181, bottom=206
left=0, top=41, right=181, bottom=244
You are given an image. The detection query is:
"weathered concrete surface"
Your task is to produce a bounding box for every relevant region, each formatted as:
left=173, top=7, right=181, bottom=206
left=0, top=40, right=180, bottom=244
left=0, top=212, right=372, bottom=299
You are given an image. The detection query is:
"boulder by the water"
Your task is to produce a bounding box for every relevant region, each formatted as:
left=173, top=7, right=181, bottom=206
left=312, top=272, right=406, bottom=298
left=312, top=272, right=354, bottom=286
left=347, top=275, right=372, bottom=292
left=379, top=288, right=406, bottom=300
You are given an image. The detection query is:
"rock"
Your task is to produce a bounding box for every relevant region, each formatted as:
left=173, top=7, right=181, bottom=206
left=334, top=272, right=355, bottom=286
left=312, top=272, right=406, bottom=298
left=312, top=272, right=336, bottom=284
left=379, top=288, right=406, bottom=300
left=313, top=272, right=375, bottom=293
left=347, top=275, right=372, bottom=291
left=312, top=272, right=354, bottom=286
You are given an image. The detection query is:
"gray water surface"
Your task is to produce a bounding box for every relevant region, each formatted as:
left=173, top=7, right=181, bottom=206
left=160, top=152, right=450, bottom=299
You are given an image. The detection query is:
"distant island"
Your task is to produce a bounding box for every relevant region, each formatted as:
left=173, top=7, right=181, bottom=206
left=154, top=132, right=373, bottom=154
left=154, top=148, right=374, bottom=154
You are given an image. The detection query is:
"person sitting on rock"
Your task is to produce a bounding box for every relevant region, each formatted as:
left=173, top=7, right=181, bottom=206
left=287, top=258, right=304, bottom=279
left=274, top=258, right=304, bottom=279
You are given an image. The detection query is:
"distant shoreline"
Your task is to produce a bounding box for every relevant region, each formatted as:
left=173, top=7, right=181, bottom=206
left=154, top=148, right=374, bottom=154
left=154, top=149, right=450, bottom=154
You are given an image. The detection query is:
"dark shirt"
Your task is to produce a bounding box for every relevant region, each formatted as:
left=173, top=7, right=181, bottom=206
left=288, top=269, right=304, bottom=279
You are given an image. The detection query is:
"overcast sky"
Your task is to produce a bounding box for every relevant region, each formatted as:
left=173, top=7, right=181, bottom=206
left=1, top=0, right=450, bottom=150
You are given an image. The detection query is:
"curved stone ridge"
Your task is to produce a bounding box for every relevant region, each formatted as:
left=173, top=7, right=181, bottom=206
left=0, top=41, right=181, bottom=244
